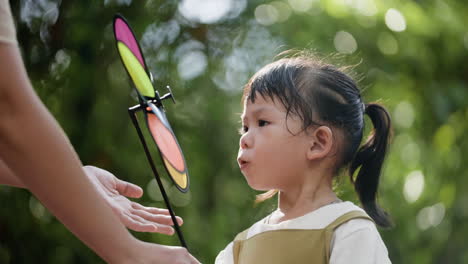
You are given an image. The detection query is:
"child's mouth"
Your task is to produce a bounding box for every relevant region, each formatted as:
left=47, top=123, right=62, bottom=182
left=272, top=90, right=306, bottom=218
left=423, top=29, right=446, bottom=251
left=237, top=158, right=250, bottom=170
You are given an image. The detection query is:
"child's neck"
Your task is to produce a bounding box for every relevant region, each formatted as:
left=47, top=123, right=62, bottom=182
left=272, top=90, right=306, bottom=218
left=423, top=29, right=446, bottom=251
left=272, top=174, right=338, bottom=224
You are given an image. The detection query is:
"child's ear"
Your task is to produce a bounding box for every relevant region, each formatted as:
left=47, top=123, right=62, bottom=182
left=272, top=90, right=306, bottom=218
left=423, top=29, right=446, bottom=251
left=307, top=126, right=333, bottom=161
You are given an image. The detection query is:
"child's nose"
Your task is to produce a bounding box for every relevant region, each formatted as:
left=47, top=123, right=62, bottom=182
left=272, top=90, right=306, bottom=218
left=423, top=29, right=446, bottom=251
left=239, top=132, right=252, bottom=149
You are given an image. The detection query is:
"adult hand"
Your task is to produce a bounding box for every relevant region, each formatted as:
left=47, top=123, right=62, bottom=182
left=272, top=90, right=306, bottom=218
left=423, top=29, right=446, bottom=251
left=83, top=165, right=182, bottom=235
left=118, top=240, right=201, bottom=264
left=149, top=245, right=201, bottom=264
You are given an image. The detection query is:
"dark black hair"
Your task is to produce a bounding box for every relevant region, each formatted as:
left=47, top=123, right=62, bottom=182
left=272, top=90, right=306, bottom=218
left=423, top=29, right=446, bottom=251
left=243, top=54, right=392, bottom=228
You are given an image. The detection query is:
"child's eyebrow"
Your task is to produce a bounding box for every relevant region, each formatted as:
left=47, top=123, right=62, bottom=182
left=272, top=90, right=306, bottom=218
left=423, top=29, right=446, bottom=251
left=251, top=107, right=271, bottom=117
left=240, top=107, right=272, bottom=123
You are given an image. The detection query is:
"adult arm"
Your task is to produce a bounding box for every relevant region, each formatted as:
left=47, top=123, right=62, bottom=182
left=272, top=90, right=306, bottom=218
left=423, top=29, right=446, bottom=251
left=0, top=40, right=138, bottom=262
left=0, top=1, right=198, bottom=263
left=0, top=158, right=25, bottom=188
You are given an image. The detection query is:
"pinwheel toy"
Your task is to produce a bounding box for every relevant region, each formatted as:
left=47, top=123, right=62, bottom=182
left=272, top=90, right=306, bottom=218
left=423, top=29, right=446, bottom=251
left=113, top=14, right=189, bottom=248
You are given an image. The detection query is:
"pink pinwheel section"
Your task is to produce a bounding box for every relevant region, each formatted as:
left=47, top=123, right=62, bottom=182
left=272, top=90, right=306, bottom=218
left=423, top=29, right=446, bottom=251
left=114, top=18, right=145, bottom=68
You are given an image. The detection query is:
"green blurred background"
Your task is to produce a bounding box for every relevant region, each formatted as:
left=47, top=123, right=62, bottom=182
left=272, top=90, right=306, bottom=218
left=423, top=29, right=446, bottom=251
left=1, top=0, right=468, bottom=263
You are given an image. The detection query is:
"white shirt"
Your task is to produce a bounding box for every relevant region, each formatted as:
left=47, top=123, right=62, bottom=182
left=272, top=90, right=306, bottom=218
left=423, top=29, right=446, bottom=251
left=215, top=201, right=391, bottom=264
left=0, top=0, right=17, bottom=45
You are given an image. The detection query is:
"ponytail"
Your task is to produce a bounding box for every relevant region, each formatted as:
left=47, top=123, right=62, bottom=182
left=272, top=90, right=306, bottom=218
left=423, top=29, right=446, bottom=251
left=349, top=103, right=392, bottom=227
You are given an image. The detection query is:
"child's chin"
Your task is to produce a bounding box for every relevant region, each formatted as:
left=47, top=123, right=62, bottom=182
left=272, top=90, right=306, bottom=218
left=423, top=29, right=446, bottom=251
left=246, top=179, right=270, bottom=191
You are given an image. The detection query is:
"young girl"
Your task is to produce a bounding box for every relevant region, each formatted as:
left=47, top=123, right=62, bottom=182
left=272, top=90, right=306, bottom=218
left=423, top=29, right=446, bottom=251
left=215, top=54, right=392, bottom=264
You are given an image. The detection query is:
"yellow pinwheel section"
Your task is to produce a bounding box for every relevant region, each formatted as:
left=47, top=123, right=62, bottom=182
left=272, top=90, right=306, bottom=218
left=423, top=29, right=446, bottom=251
left=117, top=42, right=155, bottom=98
left=164, top=158, right=188, bottom=190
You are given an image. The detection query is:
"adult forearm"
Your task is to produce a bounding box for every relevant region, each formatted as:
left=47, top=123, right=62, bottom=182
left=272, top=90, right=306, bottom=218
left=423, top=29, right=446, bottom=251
left=0, top=158, right=26, bottom=188
left=0, top=45, right=137, bottom=263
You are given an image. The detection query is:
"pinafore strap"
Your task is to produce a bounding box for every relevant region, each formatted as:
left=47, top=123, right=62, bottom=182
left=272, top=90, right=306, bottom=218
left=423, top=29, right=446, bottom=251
left=324, top=210, right=374, bottom=261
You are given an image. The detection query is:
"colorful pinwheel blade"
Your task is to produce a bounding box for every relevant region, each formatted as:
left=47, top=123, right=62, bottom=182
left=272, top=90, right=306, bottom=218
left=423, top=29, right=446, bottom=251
left=117, top=42, right=155, bottom=98
left=114, top=17, right=145, bottom=68
left=113, top=16, right=155, bottom=98
left=146, top=105, right=189, bottom=192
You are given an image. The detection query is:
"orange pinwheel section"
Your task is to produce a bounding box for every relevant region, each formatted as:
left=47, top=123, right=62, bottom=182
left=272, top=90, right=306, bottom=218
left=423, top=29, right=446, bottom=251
left=147, top=112, right=185, bottom=173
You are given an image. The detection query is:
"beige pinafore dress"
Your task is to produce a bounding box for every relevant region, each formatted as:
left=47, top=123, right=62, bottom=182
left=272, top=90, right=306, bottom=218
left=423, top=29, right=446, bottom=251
left=232, top=210, right=372, bottom=264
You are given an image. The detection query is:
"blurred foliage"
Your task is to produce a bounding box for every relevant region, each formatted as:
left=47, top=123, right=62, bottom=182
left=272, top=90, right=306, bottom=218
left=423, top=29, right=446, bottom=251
left=1, top=0, right=468, bottom=263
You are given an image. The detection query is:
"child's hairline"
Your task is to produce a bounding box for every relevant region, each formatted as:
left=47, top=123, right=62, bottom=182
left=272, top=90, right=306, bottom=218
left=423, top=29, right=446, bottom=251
left=240, top=89, right=347, bottom=144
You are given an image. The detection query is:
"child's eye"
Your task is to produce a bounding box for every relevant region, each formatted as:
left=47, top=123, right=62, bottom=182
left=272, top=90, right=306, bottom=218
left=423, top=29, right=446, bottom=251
left=238, top=126, right=248, bottom=135
left=258, top=120, right=269, bottom=127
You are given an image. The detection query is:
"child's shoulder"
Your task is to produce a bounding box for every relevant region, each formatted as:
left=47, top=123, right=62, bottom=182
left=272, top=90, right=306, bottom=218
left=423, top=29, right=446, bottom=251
left=245, top=201, right=374, bottom=235
left=330, top=205, right=390, bottom=263
left=332, top=212, right=380, bottom=242
left=289, top=200, right=373, bottom=229
left=327, top=201, right=378, bottom=237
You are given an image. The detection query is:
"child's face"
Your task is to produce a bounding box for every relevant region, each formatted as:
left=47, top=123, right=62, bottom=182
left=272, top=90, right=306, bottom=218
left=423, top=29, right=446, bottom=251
left=238, top=94, right=312, bottom=191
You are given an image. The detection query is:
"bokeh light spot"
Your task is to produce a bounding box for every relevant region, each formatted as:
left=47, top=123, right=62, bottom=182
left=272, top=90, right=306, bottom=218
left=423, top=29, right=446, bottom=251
left=20, top=0, right=61, bottom=42
left=29, top=196, right=52, bottom=222
left=401, top=142, right=420, bottom=168
left=288, top=0, right=316, bottom=12
left=417, top=203, right=446, bottom=230
left=178, top=0, right=245, bottom=24
left=433, top=124, right=455, bottom=153
left=177, top=50, right=208, bottom=80
left=147, top=178, right=171, bottom=202
left=377, top=32, right=399, bottom=55
left=255, top=4, right=279, bottom=26
left=50, top=49, right=71, bottom=80
left=353, top=0, right=377, bottom=17
left=334, top=31, right=358, bottom=54
left=403, top=170, right=425, bottom=203
left=271, top=1, right=292, bottom=22
left=394, top=101, right=414, bottom=128
left=385, top=8, right=406, bottom=32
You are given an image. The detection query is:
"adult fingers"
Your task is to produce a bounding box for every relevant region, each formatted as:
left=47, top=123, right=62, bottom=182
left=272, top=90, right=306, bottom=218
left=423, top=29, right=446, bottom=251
left=132, top=208, right=183, bottom=226
left=131, top=202, right=172, bottom=215
left=121, top=212, right=158, bottom=233
left=127, top=213, right=177, bottom=235
left=131, top=213, right=175, bottom=235
left=116, top=179, right=143, bottom=198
